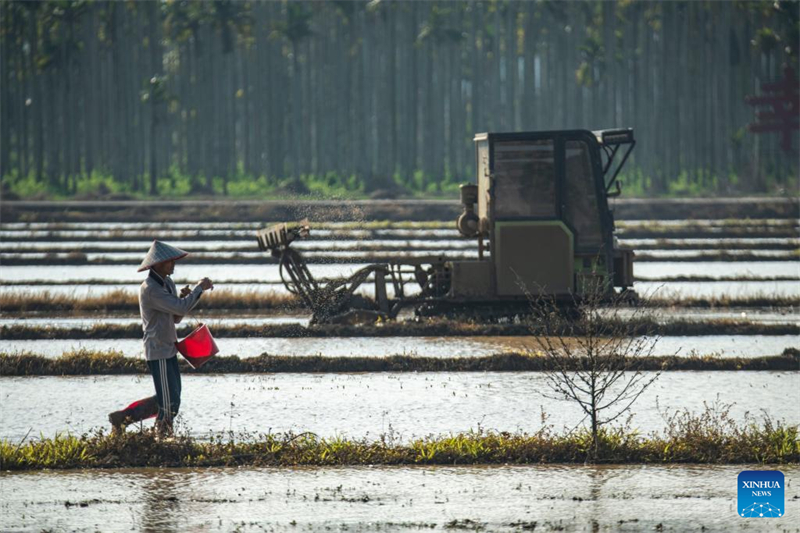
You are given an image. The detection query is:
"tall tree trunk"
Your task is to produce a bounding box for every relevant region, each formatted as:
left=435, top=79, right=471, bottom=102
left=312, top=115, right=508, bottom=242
left=28, top=6, right=44, bottom=182
left=0, top=2, right=11, bottom=179
left=147, top=0, right=162, bottom=195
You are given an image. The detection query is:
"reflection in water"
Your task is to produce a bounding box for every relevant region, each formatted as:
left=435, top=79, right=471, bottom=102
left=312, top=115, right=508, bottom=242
left=141, top=473, right=182, bottom=533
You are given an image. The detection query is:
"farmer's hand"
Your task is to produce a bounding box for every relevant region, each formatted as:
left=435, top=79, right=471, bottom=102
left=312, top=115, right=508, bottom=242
left=180, top=285, right=192, bottom=298
left=199, top=277, right=214, bottom=291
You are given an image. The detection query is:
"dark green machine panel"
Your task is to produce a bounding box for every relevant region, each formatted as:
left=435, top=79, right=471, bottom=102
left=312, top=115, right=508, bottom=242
left=494, top=221, right=574, bottom=296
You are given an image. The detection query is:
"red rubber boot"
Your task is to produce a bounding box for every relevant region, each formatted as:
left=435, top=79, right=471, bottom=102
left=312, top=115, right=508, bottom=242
left=108, top=396, right=159, bottom=433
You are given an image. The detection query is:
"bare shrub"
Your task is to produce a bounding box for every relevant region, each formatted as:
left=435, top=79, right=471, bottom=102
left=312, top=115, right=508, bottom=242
left=524, top=278, right=664, bottom=461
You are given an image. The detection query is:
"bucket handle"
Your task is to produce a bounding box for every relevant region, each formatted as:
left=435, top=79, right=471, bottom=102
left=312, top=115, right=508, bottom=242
left=179, top=283, right=205, bottom=330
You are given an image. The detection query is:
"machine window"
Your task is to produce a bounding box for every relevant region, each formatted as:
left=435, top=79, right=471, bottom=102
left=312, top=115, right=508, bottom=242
left=492, top=140, right=556, bottom=217
left=564, top=140, right=603, bottom=249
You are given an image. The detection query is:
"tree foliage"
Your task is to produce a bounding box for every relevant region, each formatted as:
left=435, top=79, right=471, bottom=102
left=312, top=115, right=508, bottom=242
left=0, top=0, right=797, bottom=197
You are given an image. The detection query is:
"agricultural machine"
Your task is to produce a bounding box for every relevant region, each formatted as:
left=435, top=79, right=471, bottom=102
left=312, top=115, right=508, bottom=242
left=257, top=128, right=636, bottom=323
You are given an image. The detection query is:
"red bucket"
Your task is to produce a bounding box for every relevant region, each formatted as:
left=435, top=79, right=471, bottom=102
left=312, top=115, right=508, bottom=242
left=176, top=323, right=219, bottom=369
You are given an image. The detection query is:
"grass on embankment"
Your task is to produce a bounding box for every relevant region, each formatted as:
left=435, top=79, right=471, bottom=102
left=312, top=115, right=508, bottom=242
left=3, top=238, right=798, bottom=253
left=650, top=295, right=800, bottom=309
left=1, top=318, right=798, bottom=340
left=3, top=250, right=799, bottom=266
left=3, top=226, right=796, bottom=243
left=633, top=250, right=800, bottom=262
left=3, top=274, right=798, bottom=285
left=1, top=290, right=799, bottom=315
left=2, top=349, right=798, bottom=376
left=0, top=289, right=303, bottom=314
left=3, top=218, right=795, bottom=231
left=2, top=405, right=797, bottom=470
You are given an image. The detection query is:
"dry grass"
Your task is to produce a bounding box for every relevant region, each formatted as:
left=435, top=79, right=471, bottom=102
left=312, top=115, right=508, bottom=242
left=4, top=273, right=799, bottom=286
left=0, top=289, right=304, bottom=313
left=4, top=253, right=799, bottom=267
left=635, top=250, right=798, bottom=262
left=2, top=348, right=798, bottom=376
left=616, top=218, right=798, bottom=240
left=632, top=241, right=799, bottom=251
left=620, top=229, right=798, bottom=240
left=1, top=317, right=798, bottom=340
left=0, top=278, right=281, bottom=286
left=649, top=294, right=800, bottom=308
left=2, top=288, right=798, bottom=316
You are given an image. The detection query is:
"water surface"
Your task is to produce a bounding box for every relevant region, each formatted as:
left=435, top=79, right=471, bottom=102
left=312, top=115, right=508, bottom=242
left=2, top=335, right=796, bottom=359
left=1, top=464, right=797, bottom=532
left=0, top=371, right=797, bottom=441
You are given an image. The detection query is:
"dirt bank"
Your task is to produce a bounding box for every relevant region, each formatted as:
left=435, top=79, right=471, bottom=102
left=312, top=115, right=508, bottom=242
left=3, top=416, right=798, bottom=470
left=2, top=250, right=796, bottom=266
left=2, top=291, right=798, bottom=315
left=1, top=319, right=797, bottom=340
left=2, top=349, right=798, bottom=376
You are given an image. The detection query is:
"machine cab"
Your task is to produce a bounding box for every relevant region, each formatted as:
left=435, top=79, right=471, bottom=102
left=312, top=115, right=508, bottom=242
left=458, top=128, right=635, bottom=300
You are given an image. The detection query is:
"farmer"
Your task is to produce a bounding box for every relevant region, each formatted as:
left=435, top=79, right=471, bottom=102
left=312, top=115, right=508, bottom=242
left=108, top=240, right=213, bottom=435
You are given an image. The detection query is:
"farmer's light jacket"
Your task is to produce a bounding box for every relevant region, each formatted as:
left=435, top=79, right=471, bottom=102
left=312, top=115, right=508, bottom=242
left=139, top=270, right=204, bottom=361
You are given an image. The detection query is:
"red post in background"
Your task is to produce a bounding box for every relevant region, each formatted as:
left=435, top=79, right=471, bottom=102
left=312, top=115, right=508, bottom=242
left=745, top=65, right=799, bottom=153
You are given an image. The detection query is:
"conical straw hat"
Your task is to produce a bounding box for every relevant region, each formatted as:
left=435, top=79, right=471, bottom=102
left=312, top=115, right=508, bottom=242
left=138, top=240, right=189, bottom=272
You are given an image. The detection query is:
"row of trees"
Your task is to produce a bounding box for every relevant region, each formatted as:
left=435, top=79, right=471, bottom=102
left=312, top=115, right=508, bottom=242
left=1, top=1, right=797, bottom=196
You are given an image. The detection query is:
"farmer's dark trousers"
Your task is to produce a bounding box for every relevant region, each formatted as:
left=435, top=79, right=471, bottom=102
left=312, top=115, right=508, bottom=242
left=147, top=356, right=181, bottom=422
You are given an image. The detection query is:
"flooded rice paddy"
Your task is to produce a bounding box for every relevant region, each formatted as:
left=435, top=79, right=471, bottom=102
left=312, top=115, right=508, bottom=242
left=3, top=334, right=797, bottom=359
left=2, top=464, right=798, bottom=532
left=1, top=371, right=797, bottom=441
left=1, top=213, right=798, bottom=530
